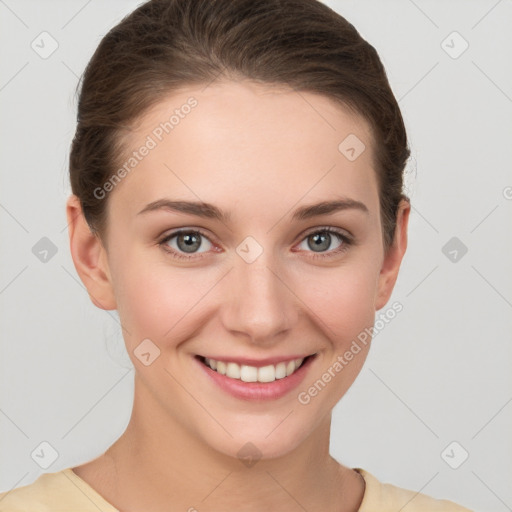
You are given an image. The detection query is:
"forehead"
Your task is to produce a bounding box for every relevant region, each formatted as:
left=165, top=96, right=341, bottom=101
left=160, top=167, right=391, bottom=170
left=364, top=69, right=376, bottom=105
left=108, top=79, right=379, bottom=223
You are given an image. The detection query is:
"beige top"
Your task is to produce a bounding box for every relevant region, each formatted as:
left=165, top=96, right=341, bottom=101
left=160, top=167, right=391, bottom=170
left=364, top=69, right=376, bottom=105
left=0, top=467, right=473, bottom=511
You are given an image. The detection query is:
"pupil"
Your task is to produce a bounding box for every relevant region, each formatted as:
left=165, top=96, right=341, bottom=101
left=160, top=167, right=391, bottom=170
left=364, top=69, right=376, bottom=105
left=309, top=232, right=330, bottom=252
left=179, top=232, right=201, bottom=253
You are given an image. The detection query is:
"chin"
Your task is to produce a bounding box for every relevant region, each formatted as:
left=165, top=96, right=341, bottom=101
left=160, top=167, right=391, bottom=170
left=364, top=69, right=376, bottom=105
left=202, top=418, right=313, bottom=465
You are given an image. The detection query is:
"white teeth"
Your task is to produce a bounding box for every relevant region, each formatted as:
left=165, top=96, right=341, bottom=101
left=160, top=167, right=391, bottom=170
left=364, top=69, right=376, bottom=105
left=205, top=357, right=217, bottom=370
left=240, top=365, right=258, bottom=382
left=226, top=362, right=241, bottom=379
left=275, top=362, right=287, bottom=379
left=258, top=365, right=275, bottom=383
left=217, top=360, right=226, bottom=375
left=203, top=356, right=306, bottom=383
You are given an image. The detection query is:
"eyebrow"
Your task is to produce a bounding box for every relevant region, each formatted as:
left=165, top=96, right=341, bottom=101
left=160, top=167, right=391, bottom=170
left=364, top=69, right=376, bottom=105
left=137, top=197, right=369, bottom=222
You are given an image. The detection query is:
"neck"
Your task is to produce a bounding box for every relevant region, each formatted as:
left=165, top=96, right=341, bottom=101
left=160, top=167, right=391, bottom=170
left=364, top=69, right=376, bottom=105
left=97, top=375, right=364, bottom=512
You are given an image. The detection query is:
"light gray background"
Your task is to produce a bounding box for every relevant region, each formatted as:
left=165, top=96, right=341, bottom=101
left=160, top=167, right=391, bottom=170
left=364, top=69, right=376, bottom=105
left=1, top=1, right=511, bottom=510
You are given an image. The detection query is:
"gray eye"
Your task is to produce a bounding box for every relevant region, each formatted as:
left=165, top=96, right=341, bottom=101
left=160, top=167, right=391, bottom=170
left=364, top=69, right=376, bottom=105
left=168, top=231, right=212, bottom=254
left=299, top=231, right=343, bottom=253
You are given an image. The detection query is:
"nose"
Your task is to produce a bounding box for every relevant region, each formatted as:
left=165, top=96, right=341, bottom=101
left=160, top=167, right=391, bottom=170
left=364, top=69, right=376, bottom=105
left=219, top=249, right=298, bottom=346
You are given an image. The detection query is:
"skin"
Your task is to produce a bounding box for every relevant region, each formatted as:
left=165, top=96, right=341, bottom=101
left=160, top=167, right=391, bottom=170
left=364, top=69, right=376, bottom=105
left=66, top=79, right=409, bottom=512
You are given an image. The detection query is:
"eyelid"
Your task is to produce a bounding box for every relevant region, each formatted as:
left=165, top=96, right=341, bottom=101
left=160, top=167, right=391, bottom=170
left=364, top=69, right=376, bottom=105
left=158, top=226, right=217, bottom=244
left=158, top=225, right=354, bottom=260
left=292, top=225, right=353, bottom=259
left=299, top=224, right=353, bottom=241
left=158, top=228, right=217, bottom=260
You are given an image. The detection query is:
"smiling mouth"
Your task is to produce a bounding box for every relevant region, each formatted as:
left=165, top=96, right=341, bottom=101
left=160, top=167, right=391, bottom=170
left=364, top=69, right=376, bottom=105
left=196, top=354, right=316, bottom=383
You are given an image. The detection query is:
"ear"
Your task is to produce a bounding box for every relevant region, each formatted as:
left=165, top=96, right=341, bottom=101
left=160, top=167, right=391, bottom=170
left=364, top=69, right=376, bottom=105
left=65, top=194, right=117, bottom=310
left=375, top=198, right=410, bottom=311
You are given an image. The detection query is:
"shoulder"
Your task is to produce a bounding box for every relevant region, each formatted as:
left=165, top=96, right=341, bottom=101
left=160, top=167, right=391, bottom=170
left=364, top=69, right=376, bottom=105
left=0, top=468, right=118, bottom=511
left=355, top=468, right=474, bottom=512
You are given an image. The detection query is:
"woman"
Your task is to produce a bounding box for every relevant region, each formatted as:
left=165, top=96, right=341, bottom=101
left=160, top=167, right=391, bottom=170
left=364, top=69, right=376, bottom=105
left=0, top=0, right=473, bottom=510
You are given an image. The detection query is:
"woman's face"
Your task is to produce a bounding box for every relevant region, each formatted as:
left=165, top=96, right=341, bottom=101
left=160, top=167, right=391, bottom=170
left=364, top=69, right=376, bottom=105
left=92, top=79, right=406, bottom=460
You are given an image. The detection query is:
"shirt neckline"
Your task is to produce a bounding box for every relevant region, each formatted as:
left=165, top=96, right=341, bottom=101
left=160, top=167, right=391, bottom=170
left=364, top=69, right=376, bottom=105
left=63, top=466, right=372, bottom=511
left=62, top=467, right=120, bottom=511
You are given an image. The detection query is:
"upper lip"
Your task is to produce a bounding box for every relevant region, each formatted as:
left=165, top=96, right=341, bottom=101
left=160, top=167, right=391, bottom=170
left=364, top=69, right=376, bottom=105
left=197, top=353, right=317, bottom=367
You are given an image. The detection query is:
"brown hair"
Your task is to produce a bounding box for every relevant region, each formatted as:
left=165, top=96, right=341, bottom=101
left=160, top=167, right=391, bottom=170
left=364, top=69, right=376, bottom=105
left=69, top=0, right=410, bottom=250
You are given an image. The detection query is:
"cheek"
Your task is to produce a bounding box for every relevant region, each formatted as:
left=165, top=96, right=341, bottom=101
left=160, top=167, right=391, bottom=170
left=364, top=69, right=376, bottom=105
left=293, top=260, right=379, bottom=343
left=292, top=264, right=379, bottom=405
left=111, top=252, right=220, bottom=347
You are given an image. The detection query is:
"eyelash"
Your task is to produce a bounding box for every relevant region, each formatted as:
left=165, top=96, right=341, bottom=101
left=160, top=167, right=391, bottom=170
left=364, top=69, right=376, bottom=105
left=157, top=226, right=353, bottom=261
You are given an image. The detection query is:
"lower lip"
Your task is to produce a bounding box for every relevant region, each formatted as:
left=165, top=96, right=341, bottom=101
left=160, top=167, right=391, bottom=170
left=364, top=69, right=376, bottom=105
left=195, top=354, right=317, bottom=401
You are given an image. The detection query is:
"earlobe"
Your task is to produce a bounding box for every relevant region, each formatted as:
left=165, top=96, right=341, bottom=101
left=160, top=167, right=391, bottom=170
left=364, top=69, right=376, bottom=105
left=375, top=199, right=410, bottom=311
left=65, top=195, right=117, bottom=311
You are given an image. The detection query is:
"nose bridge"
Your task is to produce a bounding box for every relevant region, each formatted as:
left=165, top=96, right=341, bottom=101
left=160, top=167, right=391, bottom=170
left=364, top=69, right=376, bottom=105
left=221, top=240, right=296, bottom=342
